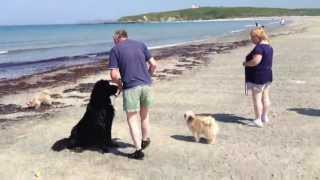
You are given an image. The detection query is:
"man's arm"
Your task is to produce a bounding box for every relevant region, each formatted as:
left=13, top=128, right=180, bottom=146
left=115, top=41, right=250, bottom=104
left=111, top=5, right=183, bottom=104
left=147, top=57, right=157, bottom=75
left=110, top=68, right=122, bottom=90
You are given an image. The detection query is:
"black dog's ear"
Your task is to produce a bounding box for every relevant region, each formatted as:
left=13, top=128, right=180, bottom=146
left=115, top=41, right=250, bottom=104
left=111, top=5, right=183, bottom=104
left=95, top=80, right=118, bottom=96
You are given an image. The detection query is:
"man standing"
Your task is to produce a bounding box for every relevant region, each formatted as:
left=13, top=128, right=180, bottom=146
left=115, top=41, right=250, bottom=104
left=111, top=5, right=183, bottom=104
left=108, top=30, right=157, bottom=160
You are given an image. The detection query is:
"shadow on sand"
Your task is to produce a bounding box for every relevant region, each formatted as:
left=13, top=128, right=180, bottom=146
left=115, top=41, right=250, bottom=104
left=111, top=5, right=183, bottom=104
left=197, top=113, right=252, bottom=125
left=288, top=108, right=320, bottom=117
left=171, top=135, right=209, bottom=144
left=51, top=138, right=133, bottom=157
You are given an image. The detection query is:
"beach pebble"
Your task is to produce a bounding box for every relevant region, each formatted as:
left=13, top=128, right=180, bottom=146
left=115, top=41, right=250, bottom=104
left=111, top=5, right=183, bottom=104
left=34, top=170, right=41, bottom=178
left=289, top=80, right=306, bottom=84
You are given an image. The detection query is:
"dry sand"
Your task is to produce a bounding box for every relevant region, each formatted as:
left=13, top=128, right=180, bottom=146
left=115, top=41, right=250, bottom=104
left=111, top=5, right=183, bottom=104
left=0, top=16, right=319, bottom=180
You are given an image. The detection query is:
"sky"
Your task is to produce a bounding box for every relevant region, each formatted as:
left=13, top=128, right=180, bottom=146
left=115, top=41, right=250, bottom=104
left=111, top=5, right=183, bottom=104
left=1, top=0, right=320, bottom=25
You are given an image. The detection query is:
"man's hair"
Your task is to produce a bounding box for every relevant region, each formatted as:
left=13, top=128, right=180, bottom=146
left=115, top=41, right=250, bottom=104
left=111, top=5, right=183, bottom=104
left=113, top=30, right=128, bottom=39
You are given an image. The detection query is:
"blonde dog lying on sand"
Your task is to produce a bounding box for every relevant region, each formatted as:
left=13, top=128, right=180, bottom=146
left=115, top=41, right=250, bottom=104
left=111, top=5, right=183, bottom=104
left=27, top=90, right=52, bottom=109
left=184, top=111, right=219, bottom=144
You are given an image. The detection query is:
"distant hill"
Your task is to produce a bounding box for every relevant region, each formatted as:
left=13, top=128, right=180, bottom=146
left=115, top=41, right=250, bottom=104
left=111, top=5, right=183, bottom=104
left=118, top=7, right=320, bottom=22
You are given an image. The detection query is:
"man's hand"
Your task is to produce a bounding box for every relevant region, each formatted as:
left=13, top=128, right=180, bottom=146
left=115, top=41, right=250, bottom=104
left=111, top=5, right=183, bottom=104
left=148, top=57, right=157, bottom=75
left=110, top=68, right=123, bottom=96
left=110, top=80, right=123, bottom=97
left=115, top=81, right=123, bottom=97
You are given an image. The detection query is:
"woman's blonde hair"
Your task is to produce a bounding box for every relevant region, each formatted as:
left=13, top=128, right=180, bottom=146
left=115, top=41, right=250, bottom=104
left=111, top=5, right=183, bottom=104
left=250, top=27, right=270, bottom=43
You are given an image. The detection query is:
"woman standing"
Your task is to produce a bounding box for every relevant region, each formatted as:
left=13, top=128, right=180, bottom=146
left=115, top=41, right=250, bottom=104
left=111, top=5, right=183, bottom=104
left=243, top=27, right=273, bottom=127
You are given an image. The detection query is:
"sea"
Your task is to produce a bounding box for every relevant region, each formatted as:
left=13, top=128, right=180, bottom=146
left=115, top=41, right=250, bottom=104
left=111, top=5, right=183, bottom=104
left=0, top=19, right=282, bottom=80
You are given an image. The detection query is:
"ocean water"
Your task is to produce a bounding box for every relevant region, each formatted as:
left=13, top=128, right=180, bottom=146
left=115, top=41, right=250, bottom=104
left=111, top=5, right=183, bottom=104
left=0, top=19, right=281, bottom=80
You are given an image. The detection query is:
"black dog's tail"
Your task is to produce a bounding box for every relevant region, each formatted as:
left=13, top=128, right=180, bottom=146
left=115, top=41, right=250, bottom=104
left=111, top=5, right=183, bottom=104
left=51, top=138, right=71, bottom=152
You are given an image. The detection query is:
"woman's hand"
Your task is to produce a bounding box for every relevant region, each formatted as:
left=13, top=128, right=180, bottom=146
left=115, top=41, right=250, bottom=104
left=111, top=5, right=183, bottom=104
left=245, top=54, right=262, bottom=67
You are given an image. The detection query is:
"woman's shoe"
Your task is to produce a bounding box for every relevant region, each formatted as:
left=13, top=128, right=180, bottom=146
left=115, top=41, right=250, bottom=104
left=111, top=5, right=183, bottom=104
left=253, top=119, right=264, bottom=128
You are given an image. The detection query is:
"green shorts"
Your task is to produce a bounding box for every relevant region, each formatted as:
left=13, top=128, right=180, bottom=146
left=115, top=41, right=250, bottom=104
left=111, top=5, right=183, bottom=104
left=123, top=85, right=154, bottom=112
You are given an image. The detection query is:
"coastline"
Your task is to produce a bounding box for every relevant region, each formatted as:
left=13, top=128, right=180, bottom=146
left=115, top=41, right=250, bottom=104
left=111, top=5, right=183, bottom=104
left=0, top=16, right=319, bottom=179
left=140, top=16, right=284, bottom=24
left=0, top=16, right=283, bottom=82
left=0, top=16, right=297, bottom=98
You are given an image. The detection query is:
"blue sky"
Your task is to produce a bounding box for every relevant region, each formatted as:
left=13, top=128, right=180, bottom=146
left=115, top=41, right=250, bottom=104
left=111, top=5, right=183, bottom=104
left=1, top=0, right=320, bottom=25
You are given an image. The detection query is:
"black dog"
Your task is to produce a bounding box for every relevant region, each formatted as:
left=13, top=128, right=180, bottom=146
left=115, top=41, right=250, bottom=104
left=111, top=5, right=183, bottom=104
left=53, top=80, right=118, bottom=153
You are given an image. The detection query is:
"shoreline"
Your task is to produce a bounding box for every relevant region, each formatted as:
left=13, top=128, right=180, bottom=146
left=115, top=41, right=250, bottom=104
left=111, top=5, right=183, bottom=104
left=0, top=40, right=249, bottom=98
left=0, top=17, right=284, bottom=81
left=138, top=16, right=284, bottom=24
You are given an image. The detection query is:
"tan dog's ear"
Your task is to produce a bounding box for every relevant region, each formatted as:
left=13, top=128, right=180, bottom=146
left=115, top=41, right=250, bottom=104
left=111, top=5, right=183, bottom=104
left=26, top=101, right=32, bottom=107
left=185, top=111, right=195, bottom=125
left=190, top=113, right=195, bottom=119
left=184, top=111, right=195, bottom=120
left=26, top=99, right=35, bottom=107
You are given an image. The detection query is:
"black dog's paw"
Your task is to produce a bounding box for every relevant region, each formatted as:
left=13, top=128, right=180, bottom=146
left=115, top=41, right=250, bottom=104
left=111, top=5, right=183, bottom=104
left=70, top=147, right=84, bottom=153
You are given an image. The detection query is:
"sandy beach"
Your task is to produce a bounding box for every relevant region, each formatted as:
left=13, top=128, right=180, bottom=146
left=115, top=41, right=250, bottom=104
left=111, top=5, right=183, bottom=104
left=0, top=16, right=319, bottom=180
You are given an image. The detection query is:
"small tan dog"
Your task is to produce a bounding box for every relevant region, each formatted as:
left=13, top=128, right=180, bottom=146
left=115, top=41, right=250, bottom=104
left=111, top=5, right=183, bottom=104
left=27, top=90, right=52, bottom=109
left=184, top=111, right=219, bottom=144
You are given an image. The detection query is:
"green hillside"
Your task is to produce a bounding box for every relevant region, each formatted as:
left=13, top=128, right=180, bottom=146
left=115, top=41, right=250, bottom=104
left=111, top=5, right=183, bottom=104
left=119, top=7, right=320, bottom=22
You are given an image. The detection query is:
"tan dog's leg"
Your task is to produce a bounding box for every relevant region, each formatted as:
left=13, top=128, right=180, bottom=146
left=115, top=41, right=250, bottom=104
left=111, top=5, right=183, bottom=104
left=42, top=97, right=52, bottom=105
left=34, top=100, right=41, bottom=109
left=193, top=132, right=200, bottom=142
left=207, top=136, right=216, bottom=144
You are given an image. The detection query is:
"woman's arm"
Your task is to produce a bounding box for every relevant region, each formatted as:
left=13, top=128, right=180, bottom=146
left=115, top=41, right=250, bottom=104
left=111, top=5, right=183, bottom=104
left=243, top=54, right=262, bottom=67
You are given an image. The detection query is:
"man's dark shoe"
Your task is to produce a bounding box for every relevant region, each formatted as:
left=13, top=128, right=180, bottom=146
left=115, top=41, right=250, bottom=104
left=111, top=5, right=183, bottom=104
left=141, top=138, right=151, bottom=150
left=128, top=149, right=144, bottom=160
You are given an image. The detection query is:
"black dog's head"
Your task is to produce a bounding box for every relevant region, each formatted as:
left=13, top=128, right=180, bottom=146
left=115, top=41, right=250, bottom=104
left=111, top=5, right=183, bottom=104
left=90, top=80, right=118, bottom=107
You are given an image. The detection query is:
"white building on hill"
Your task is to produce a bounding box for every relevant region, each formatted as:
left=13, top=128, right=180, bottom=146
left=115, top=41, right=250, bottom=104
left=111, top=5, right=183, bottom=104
left=192, top=4, right=200, bottom=9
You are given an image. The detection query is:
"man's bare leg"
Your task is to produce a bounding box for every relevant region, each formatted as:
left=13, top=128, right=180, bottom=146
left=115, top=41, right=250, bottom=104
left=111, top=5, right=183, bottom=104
left=140, top=107, right=150, bottom=141
left=126, top=111, right=142, bottom=150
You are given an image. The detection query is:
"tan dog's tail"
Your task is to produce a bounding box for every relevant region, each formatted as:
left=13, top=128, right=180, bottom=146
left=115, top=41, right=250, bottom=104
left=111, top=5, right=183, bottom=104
left=202, top=116, right=219, bottom=136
